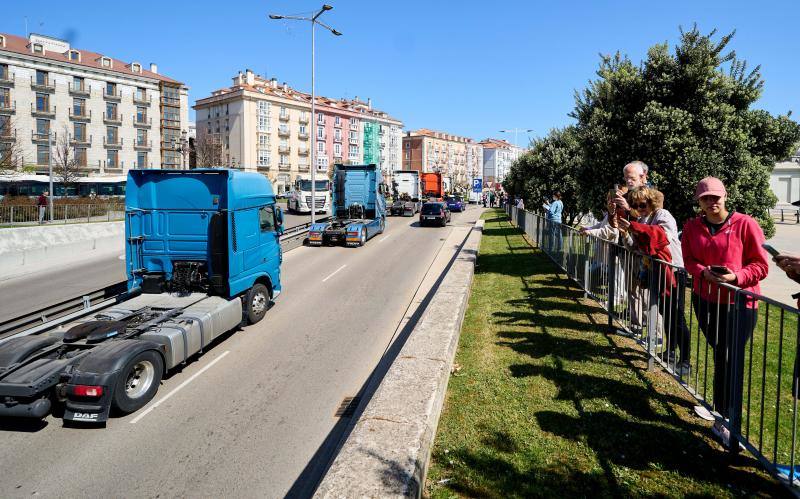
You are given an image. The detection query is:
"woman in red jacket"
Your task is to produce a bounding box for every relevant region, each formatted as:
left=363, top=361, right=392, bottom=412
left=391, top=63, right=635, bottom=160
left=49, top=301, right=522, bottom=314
left=681, top=177, right=769, bottom=448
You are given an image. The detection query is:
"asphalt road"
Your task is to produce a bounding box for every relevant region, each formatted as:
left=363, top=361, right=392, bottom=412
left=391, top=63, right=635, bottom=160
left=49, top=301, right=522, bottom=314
left=0, top=205, right=484, bottom=498
left=0, top=204, right=328, bottom=324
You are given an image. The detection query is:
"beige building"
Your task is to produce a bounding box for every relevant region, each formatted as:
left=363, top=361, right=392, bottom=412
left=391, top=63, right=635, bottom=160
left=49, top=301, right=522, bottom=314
left=0, top=32, right=190, bottom=175
left=402, top=129, right=480, bottom=191
left=193, top=70, right=403, bottom=194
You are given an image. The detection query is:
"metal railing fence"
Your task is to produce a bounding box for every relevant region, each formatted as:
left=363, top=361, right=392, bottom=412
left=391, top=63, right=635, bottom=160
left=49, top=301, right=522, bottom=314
left=506, top=205, right=800, bottom=489
left=0, top=203, right=125, bottom=226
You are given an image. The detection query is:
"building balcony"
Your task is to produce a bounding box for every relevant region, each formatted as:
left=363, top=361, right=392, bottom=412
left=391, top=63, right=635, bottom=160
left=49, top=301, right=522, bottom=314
left=70, top=134, right=92, bottom=146
left=133, top=115, right=152, bottom=128
left=0, top=128, right=15, bottom=142
left=278, top=127, right=290, bottom=137
left=298, top=148, right=309, bottom=156
left=68, top=83, right=90, bottom=97
left=278, top=145, right=291, bottom=154
left=161, top=96, right=181, bottom=107
left=349, top=138, right=358, bottom=145
left=31, top=103, right=55, bottom=118
left=134, top=140, right=152, bottom=151
left=316, top=133, right=326, bottom=140
left=103, top=89, right=122, bottom=101
left=103, top=136, right=123, bottom=148
left=69, top=109, right=92, bottom=122
left=104, top=160, right=124, bottom=171
left=0, top=101, right=16, bottom=114
left=103, top=113, right=122, bottom=125
left=298, top=115, right=309, bottom=124
left=349, top=123, right=359, bottom=131
left=133, top=94, right=152, bottom=105
left=298, top=132, right=309, bottom=140
left=0, top=71, right=14, bottom=87
left=333, top=135, right=342, bottom=143
left=30, top=76, right=55, bottom=92
left=161, top=119, right=181, bottom=130
left=279, top=113, right=290, bottom=121
left=278, top=163, right=292, bottom=172
left=31, top=130, right=53, bottom=143
left=297, top=163, right=309, bottom=172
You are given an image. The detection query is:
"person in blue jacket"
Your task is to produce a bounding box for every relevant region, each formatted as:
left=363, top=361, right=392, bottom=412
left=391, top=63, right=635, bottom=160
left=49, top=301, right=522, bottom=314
left=543, top=191, right=563, bottom=253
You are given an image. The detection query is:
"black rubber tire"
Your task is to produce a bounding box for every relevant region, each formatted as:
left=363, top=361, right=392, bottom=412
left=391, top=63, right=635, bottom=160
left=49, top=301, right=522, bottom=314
left=111, top=350, right=164, bottom=414
left=359, top=228, right=367, bottom=247
left=245, top=283, right=270, bottom=324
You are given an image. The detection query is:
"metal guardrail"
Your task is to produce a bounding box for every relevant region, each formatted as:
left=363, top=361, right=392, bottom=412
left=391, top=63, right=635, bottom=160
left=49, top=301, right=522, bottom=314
left=0, top=203, right=125, bottom=226
left=506, top=205, right=800, bottom=491
left=0, top=217, right=326, bottom=341
left=771, top=207, right=800, bottom=224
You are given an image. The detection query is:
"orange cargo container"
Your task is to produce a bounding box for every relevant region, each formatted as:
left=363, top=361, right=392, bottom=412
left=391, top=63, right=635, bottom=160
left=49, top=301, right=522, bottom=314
left=420, top=172, right=443, bottom=199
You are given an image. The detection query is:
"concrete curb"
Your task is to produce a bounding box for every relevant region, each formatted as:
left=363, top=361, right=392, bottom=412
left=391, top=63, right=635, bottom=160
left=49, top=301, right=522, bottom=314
left=314, top=219, right=484, bottom=498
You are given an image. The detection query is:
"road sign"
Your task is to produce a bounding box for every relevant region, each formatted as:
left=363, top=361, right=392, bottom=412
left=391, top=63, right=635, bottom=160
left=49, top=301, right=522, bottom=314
left=472, top=178, right=482, bottom=193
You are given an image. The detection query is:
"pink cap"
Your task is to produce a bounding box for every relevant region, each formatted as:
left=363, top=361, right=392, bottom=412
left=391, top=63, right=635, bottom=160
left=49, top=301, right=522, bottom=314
left=695, top=176, right=727, bottom=199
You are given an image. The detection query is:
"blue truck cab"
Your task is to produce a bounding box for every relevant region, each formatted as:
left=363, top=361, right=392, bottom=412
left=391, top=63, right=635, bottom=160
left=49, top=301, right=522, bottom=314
left=126, top=168, right=284, bottom=323
left=308, top=164, right=387, bottom=247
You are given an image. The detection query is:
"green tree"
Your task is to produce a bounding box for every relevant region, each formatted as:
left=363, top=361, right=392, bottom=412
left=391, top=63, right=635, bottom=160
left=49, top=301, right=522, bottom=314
left=504, top=126, right=585, bottom=225
left=572, top=26, right=800, bottom=237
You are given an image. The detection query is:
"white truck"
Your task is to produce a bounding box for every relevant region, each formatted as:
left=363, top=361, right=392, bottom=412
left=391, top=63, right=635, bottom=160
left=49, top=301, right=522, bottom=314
left=287, top=178, right=331, bottom=214
left=389, top=171, right=422, bottom=216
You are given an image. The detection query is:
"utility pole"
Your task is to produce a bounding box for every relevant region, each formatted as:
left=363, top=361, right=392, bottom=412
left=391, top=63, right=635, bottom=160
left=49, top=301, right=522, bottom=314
left=269, top=5, right=341, bottom=224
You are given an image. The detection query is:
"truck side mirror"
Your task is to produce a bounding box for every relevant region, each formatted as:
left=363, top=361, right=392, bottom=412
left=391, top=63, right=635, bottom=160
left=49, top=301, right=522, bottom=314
left=275, top=206, right=284, bottom=235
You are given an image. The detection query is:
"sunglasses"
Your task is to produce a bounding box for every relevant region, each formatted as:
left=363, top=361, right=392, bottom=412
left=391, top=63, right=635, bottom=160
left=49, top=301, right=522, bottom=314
left=631, top=202, right=648, bottom=209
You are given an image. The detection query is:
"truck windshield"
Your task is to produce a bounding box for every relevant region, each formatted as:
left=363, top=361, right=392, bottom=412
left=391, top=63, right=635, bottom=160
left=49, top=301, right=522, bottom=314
left=298, top=180, right=329, bottom=191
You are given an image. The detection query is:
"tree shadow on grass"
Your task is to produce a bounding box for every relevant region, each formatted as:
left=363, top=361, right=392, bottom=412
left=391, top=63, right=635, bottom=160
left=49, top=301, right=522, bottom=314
left=497, top=331, right=644, bottom=366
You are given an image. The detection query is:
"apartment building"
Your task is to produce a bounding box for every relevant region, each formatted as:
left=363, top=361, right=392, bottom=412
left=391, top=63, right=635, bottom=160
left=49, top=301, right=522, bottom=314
left=401, top=129, right=480, bottom=191
left=193, top=70, right=403, bottom=194
left=480, top=138, right=523, bottom=184
left=0, top=32, right=190, bottom=175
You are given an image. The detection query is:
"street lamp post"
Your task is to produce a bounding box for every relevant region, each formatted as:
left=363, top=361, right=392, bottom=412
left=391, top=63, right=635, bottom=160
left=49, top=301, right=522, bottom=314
left=269, top=4, right=341, bottom=225
left=48, top=130, right=53, bottom=221
left=499, top=128, right=533, bottom=150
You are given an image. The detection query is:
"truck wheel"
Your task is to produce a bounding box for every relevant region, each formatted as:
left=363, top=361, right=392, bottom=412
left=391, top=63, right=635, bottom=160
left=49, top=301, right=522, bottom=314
left=112, top=350, right=163, bottom=414
left=380, top=217, right=385, bottom=232
left=245, top=283, right=270, bottom=324
left=359, top=228, right=367, bottom=246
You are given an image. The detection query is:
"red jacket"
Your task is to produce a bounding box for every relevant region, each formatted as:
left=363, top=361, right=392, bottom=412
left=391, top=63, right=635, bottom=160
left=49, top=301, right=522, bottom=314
left=681, top=212, right=769, bottom=307
left=629, top=221, right=675, bottom=292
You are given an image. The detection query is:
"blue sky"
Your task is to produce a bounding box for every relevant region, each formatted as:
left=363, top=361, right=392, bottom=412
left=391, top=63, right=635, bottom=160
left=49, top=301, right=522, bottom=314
left=2, top=0, right=798, bottom=146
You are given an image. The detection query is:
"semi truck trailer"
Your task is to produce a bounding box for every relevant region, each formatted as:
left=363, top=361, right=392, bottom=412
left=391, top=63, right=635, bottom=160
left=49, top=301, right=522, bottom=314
left=308, top=164, right=386, bottom=247
left=0, top=169, right=284, bottom=423
left=390, top=170, right=422, bottom=216
left=420, top=172, right=444, bottom=200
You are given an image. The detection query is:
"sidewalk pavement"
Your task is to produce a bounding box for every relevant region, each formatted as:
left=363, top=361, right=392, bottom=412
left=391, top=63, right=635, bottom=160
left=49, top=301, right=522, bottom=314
left=761, top=222, right=800, bottom=307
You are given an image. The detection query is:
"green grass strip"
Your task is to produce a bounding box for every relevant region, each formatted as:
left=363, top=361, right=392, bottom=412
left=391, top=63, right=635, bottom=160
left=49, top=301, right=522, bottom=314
left=426, top=209, right=786, bottom=498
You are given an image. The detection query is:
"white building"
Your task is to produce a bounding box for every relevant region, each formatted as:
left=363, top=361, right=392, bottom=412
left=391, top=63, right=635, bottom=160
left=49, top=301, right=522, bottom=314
left=0, top=32, right=190, bottom=175
left=771, top=153, right=800, bottom=207
left=480, top=138, right=520, bottom=184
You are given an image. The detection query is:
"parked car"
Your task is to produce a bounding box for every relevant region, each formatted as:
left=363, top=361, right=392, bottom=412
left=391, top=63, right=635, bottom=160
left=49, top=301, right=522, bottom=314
left=420, top=202, right=451, bottom=227
left=445, top=195, right=465, bottom=212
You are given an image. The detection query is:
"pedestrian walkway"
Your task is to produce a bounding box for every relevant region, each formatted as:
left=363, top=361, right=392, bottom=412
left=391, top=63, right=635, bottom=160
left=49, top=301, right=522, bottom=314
left=761, top=222, right=800, bottom=306
left=427, top=210, right=783, bottom=497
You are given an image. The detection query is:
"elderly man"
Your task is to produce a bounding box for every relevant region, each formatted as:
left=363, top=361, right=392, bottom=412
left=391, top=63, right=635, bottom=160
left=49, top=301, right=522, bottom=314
left=614, top=160, right=649, bottom=211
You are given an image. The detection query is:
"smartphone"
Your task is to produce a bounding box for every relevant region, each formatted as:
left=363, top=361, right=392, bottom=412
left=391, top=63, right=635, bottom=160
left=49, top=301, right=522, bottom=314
left=709, top=265, right=730, bottom=275
left=762, top=243, right=781, bottom=258
left=616, top=207, right=629, bottom=220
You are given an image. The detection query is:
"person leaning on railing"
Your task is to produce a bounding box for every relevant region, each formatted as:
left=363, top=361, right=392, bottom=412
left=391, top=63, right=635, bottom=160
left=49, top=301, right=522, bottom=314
left=681, top=176, right=769, bottom=449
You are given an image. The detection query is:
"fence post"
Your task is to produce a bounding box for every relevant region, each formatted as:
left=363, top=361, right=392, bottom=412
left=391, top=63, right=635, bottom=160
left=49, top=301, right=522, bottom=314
left=9, top=206, right=14, bottom=227
left=728, top=290, right=746, bottom=455
left=646, top=258, right=660, bottom=372
left=583, top=236, right=591, bottom=299
left=781, top=209, right=785, bottom=223
left=87, top=205, right=90, bottom=223
left=606, top=246, right=617, bottom=327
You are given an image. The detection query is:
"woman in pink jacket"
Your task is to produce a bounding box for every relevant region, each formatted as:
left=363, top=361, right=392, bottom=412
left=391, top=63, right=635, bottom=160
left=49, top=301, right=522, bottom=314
left=681, top=177, right=769, bottom=449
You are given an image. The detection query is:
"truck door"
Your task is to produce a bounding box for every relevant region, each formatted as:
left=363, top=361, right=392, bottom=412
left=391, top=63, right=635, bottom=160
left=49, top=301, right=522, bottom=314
left=258, top=205, right=282, bottom=275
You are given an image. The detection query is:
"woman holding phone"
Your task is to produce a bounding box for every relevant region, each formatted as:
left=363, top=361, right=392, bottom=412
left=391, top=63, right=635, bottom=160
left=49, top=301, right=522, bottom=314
left=681, top=176, right=769, bottom=448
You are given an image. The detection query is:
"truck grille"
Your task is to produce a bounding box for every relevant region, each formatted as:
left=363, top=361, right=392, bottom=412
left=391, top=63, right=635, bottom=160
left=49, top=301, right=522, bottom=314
left=305, top=196, right=326, bottom=208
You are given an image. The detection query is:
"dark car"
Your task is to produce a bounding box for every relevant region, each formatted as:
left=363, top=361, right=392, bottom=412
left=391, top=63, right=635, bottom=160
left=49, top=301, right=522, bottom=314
left=445, top=195, right=465, bottom=212
left=420, top=202, right=451, bottom=227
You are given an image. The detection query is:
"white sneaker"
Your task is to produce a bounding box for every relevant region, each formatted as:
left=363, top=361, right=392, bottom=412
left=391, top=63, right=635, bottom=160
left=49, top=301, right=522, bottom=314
left=711, top=422, right=731, bottom=447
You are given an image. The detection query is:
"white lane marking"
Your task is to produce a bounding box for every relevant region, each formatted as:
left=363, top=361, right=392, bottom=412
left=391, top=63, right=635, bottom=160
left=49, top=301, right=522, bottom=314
left=321, top=264, right=347, bottom=283
left=376, top=234, right=392, bottom=244
left=130, top=350, right=231, bottom=424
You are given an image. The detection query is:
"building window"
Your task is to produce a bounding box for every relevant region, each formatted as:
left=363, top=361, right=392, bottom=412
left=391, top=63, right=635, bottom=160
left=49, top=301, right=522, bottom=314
left=72, top=76, right=84, bottom=92
left=137, top=151, right=147, bottom=167
left=73, top=98, right=86, bottom=117
left=258, top=134, right=269, bottom=148
left=36, top=119, right=49, bottom=137
left=317, top=113, right=325, bottom=125
left=0, top=64, right=8, bottom=80
left=107, top=149, right=118, bottom=168
left=0, top=35, right=5, bottom=48
left=317, top=126, right=324, bottom=139
left=106, top=102, right=118, bottom=120
left=258, top=149, right=270, bottom=167
left=137, top=128, right=147, bottom=146
left=101, top=57, right=112, bottom=68
left=37, top=144, right=49, bottom=165
left=299, top=124, right=307, bottom=135
left=334, top=116, right=341, bottom=127
left=348, top=145, right=358, bottom=159
left=69, top=50, right=80, bottom=61
left=334, top=143, right=341, bottom=156
left=135, top=87, right=146, bottom=101
left=317, top=141, right=325, bottom=153
left=105, top=82, right=116, bottom=97
left=132, top=63, right=141, bottom=73
left=258, top=101, right=270, bottom=114
left=33, top=43, right=43, bottom=54
left=257, top=115, right=269, bottom=132
left=35, top=93, right=49, bottom=112
left=0, top=88, right=10, bottom=109
left=75, top=147, right=87, bottom=166
left=36, top=70, right=48, bottom=86
left=280, top=106, right=287, bottom=118
left=107, top=126, right=118, bottom=144
left=279, top=154, right=289, bottom=166
left=74, top=122, right=86, bottom=142
left=136, top=106, right=147, bottom=123
left=334, top=129, right=341, bottom=141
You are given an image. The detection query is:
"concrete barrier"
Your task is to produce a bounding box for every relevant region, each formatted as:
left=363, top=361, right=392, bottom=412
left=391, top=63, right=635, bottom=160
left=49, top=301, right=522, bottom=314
left=0, top=221, right=123, bottom=280
left=315, top=219, right=484, bottom=498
